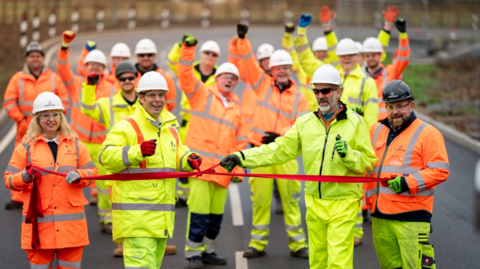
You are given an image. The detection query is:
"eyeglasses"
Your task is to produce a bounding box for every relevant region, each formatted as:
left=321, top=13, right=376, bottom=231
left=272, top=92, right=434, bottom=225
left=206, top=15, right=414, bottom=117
left=221, top=73, right=238, bottom=81
left=386, top=101, right=411, bottom=112
left=313, top=87, right=338, bottom=95
left=203, top=51, right=219, bottom=58
left=39, top=112, right=61, bottom=120
left=138, top=53, right=154, bottom=58
left=118, top=76, right=136, bottom=82
left=144, top=92, right=166, bottom=98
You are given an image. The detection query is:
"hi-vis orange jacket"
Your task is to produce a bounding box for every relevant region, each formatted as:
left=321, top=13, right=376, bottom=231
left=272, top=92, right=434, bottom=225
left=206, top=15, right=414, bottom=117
left=230, top=36, right=310, bottom=146
left=366, top=33, right=410, bottom=121
left=4, top=134, right=97, bottom=249
left=57, top=47, right=116, bottom=144
left=178, top=44, right=248, bottom=187
left=365, top=117, right=449, bottom=216
left=135, top=65, right=177, bottom=112
left=76, top=47, right=121, bottom=90
left=4, top=65, right=70, bottom=146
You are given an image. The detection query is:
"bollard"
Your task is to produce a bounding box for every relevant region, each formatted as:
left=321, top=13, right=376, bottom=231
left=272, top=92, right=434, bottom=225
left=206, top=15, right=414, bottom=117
left=32, top=9, right=40, bottom=42
left=160, top=9, right=170, bottom=29
left=71, top=7, right=79, bottom=33
left=48, top=7, right=57, bottom=38
left=201, top=8, right=210, bottom=28
left=284, top=10, right=292, bottom=25
left=241, top=9, right=250, bottom=25
left=96, top=7, right=105, bottom=32
left=473, top=13, right=478, bottom=31
left=127, top=4, right=136, bottom=30
left=20, top=11, right=28, bottom=47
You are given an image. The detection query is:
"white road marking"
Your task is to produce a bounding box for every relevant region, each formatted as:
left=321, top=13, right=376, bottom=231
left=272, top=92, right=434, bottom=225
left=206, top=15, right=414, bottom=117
left=229, top=183, right=244, bottom=226
left=235, top=251, right=248, bottom=269
left=475, top=159, right=480, bottom=192
left=0, top=125, right=16, bottom=154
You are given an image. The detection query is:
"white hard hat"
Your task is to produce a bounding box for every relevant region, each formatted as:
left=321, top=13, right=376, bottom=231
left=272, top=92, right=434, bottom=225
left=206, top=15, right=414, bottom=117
left=312, top=37, right=327, bottom=52
left=110, top=42, right=131, bottom=58
left=362, top=37, right=383, bottom=53
left=355, top=42, right=363, bottom=54
left=214, top=62, right=239, bottom=78
left=84, top=50, right=107, bottom=66
left=336, top=38, right=359, bottom=56
left=136, top=71, right=169, bottom=93
left=200, top=40, right=221, bottom=56
left=32, top=92, right=65, bottom=115
left=135, top=38, right=157, bottom=54
left=268, top=50, right=294, bottom=68
left=310, top=64, right=342, bottom=87
left=256, top=43, right=275, bottom=60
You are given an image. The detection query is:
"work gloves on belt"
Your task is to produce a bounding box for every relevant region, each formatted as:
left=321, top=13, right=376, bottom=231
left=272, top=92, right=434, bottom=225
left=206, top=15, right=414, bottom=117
left=334, top=134, right=348, bottom=158
left=62, top=30, right=76, bottom=48
left=66, top=171, right=81, bottom=184
left=387, top=175, right=409, bottom=194
left=187, top=153, right=202, bottom=170
left=184, top=36, right=198, bottom=47
left=87, top=73, right=100, bottom=85
left=237, top=24, right=249, bottom=39
left=220, top=154, right=242, bottom=173
left=350, top=107, right=364, bottom=117
left=395, top=18, right=407, bottom=34
left=140, top=139, right=157, bottom=157
left=298, top=14, right=312, bottom=28
left=261, top=132, right=280, bottom=144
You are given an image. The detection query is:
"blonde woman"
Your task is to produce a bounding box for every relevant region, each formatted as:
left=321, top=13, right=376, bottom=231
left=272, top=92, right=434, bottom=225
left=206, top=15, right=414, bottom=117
left=4, top=92, right=97, bottom=268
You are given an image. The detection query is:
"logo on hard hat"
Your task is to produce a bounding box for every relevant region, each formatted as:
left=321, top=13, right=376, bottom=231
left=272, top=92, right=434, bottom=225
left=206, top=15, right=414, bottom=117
left=389, top=92, right=398, bottom=98
left=45, top=100, right=56, bottom=107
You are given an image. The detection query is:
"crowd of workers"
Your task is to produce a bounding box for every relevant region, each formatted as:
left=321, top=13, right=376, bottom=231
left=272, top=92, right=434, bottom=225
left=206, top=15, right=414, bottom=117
left=3, top=5, right=450, bottom=269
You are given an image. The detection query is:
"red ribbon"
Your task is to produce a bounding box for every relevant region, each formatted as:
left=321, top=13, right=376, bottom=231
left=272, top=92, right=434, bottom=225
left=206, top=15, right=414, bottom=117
left=24, top=165, right=44, bottom=249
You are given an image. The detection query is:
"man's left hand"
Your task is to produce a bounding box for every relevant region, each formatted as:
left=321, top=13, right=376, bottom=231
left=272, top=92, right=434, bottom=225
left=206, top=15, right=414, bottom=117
left=388, top=176, right=408, bottom=194
left=187, top=154, right=202, bottom=170
left=66, top=171, right=81, bottom=184
left=334, top=139, right=348, bottom=158
left=261, top=132, right=280, bottom=144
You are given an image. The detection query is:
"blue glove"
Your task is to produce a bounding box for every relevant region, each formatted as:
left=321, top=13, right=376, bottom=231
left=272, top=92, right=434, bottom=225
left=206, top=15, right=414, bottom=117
left=298, top=14, right=312, bottom=28
left=85, top=41, right=97, bottom=51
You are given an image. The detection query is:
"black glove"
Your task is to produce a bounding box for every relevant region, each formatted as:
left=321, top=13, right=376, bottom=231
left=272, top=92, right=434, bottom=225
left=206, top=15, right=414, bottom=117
left=179, top=177, right=189, bottom=184
left=220, top=154, right=242, bottom=173
left=184, top=36, right=198, bottom=47
left=87, top=73, right=100, bottom=85
left=395, top=18, right=406, bottom=33
left=178, top=33, right=192, bottom=46
left=261, top=132, right=280, bottom=144
left=285, top=23, right=295, bottom=33
left=237, top=24, right=249, bottom=39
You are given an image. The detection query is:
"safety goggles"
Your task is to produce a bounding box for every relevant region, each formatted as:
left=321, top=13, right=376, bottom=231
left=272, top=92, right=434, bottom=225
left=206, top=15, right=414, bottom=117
left=313, top=87, right=338, bottom=95
left=138, top=53, right=154, bottom=58
left=39, top=112, right=61, bottom=120
left=221, top=73, right=238, bottom=81
left=203, top=51, right=219, bottom=58
left=386, top=101, right=411, bottom=112
left=118, top=76, right=136, bottom=82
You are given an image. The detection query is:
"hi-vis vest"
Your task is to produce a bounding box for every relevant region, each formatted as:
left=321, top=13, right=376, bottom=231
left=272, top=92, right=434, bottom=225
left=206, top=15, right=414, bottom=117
left=365, top=118, right=449, bottom=215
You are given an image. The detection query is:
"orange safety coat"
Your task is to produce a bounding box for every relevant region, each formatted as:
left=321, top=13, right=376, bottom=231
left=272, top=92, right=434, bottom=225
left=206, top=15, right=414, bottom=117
left=366, top=35, right=410, bottom=121
left=365, top=118, right=449, bottom=215
left=105, top=64, right=120, bottom=89
left=135, top=66, right=177, bottom=112
left=178, top=44, right=248, bottom=187
left=4, top=65, right=70, bottom=146
left=233, top=36, right=310, bottom=146
left=76, top=47, right=120, bottom=89
left=4, top=134, right=97, bottom=249
left=57, top=47, right=116, bottom=144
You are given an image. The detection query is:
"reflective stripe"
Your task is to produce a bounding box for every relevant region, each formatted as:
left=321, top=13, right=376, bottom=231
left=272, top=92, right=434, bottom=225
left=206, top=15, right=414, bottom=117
left=58, top=59, right=69, bottom=65
left=167, top=59, right=177, bottom=65
left=379, top=186, right=434, bottom=197
left=347, top=77, right=368, bottom=106
left=251, top=73, right=265, bottom=89
left=288, top=234, right=306, bottom=241
left=19, top=77, right=25, bottom=104
left=398, top=45, right=410, bottom=52
left=328, top=43, right=337, bottom=52
left=179, top=58, right=194, bottom=66
left=236, top=135, right=247, bottom=141
left=179, top=151, right=192, bottom=172
left=397, top=55, right=410, bottom=61
left=97, top=103, right=105, bottom=124
left=18, top=101, right=34, bottom=106
left=74, top=138, right=80, bottom=167
left=122, top=146, right=132, bottom=166
left=188, top=147, right=225, bottom=160
left=81, top=102, right=96, bottom=110
left=412, top=170, right=427, bottom=191
left=255, top=85, right=297, bottom=121
left=355, top=223, right=363, bottom=229
left=365, top=98, right=379, bottom=104
left=146, top=118, right=160, bottom=129
left=283, top=45, right=293, bottom=52
left=75, top=124, right=108, bottom=137
left=186, top=239, right=203, bottom=248
left=8, top=175, right=20, bottom=191
left=251, top=127, right=265, bottom=136
left=403, top=123, right=428, bottom=167
left=39, top=167, right=55, bottom=176
left=366, top=188, right=376, bottom=199
left=204, top=92, right=214, bottom=114
left=228, top=53, right=239, bottom=59
left=251, top=234, right=269, bottom=241
left=186, top=80, right=201, bottom=99
left=57, top=259, right=81, bottom=268
left=5, top=103, right=17, bottom=111
left=191, top=111, right=237, bottom=132
left=117, top=167, right=176, bottom=174
left=22, top=111, right=33, bottom=116
left=22, top=212, right=86, bottom=223
left=22, top=142, right=32, bottom=164
left=30, top=262, right=52, bottom=269
left=64, top=77, right=74, bottom=86
left=57, top=165, right=77, bottom=173
left=166, top=99, right=175, bottom=104
left=6, top=165, right=21, bottom=174
left=50, top=74, right=56, bottom=92
left=357, top=212, right=363, bottom=217
left=427, top=162, right=449, bottom=170
left=99, top=208, right=112, bottom=214
left=112, top=203, right=175, bottom=211
left=204, top=238, right=215, bottom=253
left=297, top=110, right=310, bottom=117
left=297, top=43, right=309, bottom=52
left=79, top=161, right=95, bottom=169
left=292, top=192, right=301, bottom=199
left=185, top=250, right=203, bottom=258
left=239, top=52, right=253, bottom=60
left=330, top=60, right=339, bottom=66
left=98, top=188, right=110, bottom=195
left=371, top=124, right=384, bottom=146
left=286, top=224, right=302, bottom=231
left=291, top=90, right=302, bottom=119
left=379, top=107, right=387, bottom=113
left=252, top=224, right=269, bottom=231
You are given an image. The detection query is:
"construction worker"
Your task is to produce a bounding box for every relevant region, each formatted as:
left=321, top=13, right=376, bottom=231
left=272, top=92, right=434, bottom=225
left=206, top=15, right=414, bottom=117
left=99, top=71, right=200, bottom=269
left=365, top=80, right=449, bottom=269
left=355, top=42, right=365, bottom=67
left=106, top=42, right=131, bottom=87
left=229, top=24, right=310, bottom=259
left=77, top=40, right=99, bottom=77
left=4, top=92, right=97, bottom=268
left=57, top=30, right=116, bottom=206
left=3, top=41, right=69, bottom=210
left=177, top=36, right=248, bottom=269
left=134, top=38, right=176, bottom=111
left=167, top=36, right=220, bottom=206
left=220, top=65, right=377, bottom=269
left=311, top=37, right=330, bottom=63
left=363, top=18, right=410, bottom=121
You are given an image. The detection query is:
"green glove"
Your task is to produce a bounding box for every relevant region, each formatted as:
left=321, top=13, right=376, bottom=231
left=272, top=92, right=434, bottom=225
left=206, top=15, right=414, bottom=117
left=220, top=154, right=242, bottom=173
left=350, top=107, right=364, bottom=117
left=387, top=176, right=408, bottom=194
left=178, top=33, right=193, bottom=47
left=334, top=134, right=348, bottom=158
left=184, top=36, right=198, bottom=47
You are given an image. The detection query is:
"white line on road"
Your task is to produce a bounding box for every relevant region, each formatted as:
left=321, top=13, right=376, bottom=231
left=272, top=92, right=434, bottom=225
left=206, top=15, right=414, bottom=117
left=235, top=251, right=248, bottom=269
left=229, top=183, right=244, bottom=226
left=0, top=125, right=16, bottom=154
left=475, top=159, right=480, bottom=192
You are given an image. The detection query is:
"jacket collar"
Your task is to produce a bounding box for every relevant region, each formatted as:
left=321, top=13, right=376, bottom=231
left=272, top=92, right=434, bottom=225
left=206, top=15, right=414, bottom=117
left=380, top=111, right=417, bottom=133
left=35, top=133, right=68, bottom=143
left=135, top=63, right=160, bottom=76
left=134, top=104, right=177, bottom=129
left=339, top=64, right=363, bottom=79
left=314, top=101, right=348, bottom=127
left=21, top=64, right=47, bottom=78
left=365, top=64, right=385, bottom=78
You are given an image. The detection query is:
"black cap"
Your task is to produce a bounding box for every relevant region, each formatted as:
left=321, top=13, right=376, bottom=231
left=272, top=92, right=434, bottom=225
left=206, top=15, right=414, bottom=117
left=382, top=80, right=414, bottom=103
left=115, top=61, right=137, bottom=78
left=25, top=41, right=44, bottom=56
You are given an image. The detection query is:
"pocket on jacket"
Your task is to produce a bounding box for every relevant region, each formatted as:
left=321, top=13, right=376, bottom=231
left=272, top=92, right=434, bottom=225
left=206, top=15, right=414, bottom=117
left=128, top=191, right=160, bottom=201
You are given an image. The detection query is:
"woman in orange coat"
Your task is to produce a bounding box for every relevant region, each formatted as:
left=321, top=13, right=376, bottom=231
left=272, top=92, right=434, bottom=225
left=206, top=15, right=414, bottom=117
left=4, top=92, right=97, bottom=269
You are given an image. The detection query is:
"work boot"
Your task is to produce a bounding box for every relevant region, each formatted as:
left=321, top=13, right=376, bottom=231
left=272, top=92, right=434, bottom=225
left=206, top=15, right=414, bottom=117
left=275, top=200, right=284, bottom=214
left=113, top=244, right=123, bottom=257
left=354, top=236, right=363, bottom=247
left=89, top=194, right=98, bottom=205
left=165, top=245, right=177, bottom=255
left=101, top=223, right=112, bottom=234
left=176, top=197, right=188, bottom=208
left=4, top=200, right=23, bottom=210
left=243, top=247, right=266, bottom=259
left=202, top=252, right=227, bottom=265
left=186, top=258, right=203, bottom=269
left=290, top=247, right=309, bottom=259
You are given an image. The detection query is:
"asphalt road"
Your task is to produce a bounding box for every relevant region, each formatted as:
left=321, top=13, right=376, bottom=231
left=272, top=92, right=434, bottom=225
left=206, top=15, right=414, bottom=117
left=0, top=26, right=479, bottom=269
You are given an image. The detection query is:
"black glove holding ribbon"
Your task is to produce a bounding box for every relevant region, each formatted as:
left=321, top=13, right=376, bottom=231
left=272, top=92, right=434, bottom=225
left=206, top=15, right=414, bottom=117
left=261, top=132, right=280, bottom=144
left=87, top=73, right=100, bottom=85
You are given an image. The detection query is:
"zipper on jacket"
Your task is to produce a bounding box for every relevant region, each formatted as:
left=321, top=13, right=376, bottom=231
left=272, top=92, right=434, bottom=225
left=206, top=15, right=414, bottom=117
left=318, top=122, right=331, bottom=199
